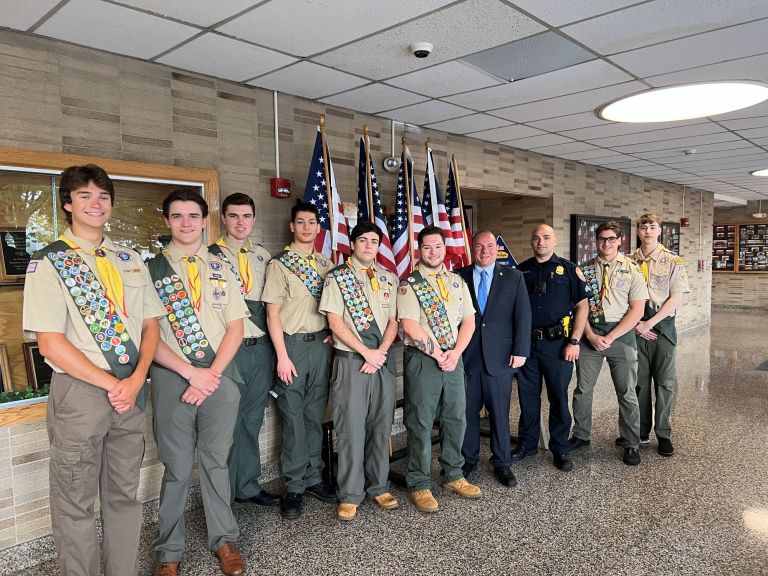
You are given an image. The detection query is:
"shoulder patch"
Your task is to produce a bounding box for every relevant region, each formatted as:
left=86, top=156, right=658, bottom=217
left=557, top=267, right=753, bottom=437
left=575, top=267, right=586, bottom=282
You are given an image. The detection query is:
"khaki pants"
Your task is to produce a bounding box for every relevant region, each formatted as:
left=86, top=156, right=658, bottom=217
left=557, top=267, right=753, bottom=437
left=47, top=372, right=145, bottom=576
left=637, top=335, right=677, bottom=439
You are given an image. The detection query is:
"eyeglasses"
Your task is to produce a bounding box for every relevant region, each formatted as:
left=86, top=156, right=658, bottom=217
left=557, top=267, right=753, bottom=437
left=596, top=236, right=620, bottom=244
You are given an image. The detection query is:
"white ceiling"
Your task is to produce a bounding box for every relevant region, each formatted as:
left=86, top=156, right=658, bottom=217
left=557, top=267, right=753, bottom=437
left=5, top=0, right=768, bottom=201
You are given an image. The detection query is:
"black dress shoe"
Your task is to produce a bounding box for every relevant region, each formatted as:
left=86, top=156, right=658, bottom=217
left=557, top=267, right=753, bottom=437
left=461, top=462, right=477, bottom=478
left=622, top=447, right=641, bottom=466
left=511, top=446, right=537, bottom=462
left=568, top=436, right=591, bottom=450
left=305, top=482, right=338, bottom=502
left=494, top=466, right=518, bottom=488
left=657, top=437, right=674, bottom=457
left=280, top=492, right=303, bottom=519
left=235, top=490, right=281, bottom=507
left=553, top=453, right=573, bottom=472
left=615, top=436, right=627, bottom=447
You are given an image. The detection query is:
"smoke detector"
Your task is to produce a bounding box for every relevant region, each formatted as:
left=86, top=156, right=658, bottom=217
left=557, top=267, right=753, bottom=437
left=752, top=200, right=767, bottom=219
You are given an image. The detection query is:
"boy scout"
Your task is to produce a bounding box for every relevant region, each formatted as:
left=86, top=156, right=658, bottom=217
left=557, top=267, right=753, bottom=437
left=262, top=200, right=337, bottom=519
left=319, top=221, right=399, bottom=521
left=23, top=164, right=163, bottom=576
left=209, top=193, right=280, bottom=506
left=149, top=190, right=248, bottom=576
left=569, top=221, right=649, bottom=466
left=397, top=225, right=479, bottom=513
left=630, top=214, right=690, bottom=457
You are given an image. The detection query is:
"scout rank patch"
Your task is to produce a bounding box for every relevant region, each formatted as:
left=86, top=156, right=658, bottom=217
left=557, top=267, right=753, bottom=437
left=154, top=273, right=211, bottom=360
left=278, top=251, right=323, bottom=301
left=331, top=267, right=375, bottom=332
left=405, top=274, right=456, bottom=351
left=581, top=263, right=605, bottom=324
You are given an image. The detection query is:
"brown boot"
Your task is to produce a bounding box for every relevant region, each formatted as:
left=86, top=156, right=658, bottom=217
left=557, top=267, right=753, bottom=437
left=213, top=543, right=245, bottom=576
left=153, top=562, right=179, bottom=576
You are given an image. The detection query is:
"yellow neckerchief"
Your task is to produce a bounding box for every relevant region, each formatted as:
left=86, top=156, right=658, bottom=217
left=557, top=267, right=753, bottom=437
left=60, top=235, right=127, bottom=317
left=351, top=257, right=380, bottom=292
left=636, top=243, right=664, bottom=282
left=181, top=255, right=202, bottom=310
left=218, top=236, right=253, bottom=295
left=423, top=264, right=451, bottom=302
left=597, top=257, right=619, bottom=306
left=287, top=243, right=317, bottom=270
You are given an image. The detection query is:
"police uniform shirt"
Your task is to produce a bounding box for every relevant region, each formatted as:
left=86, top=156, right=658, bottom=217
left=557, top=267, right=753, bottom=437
left=260, top=243, right=333, bottom=335
left=591, top=253, right=649, bottom=323
left=517, top=254, right=590, bottom=329
left=23, top=228, right=165, bottom=373
left=318, top=257, right=397, bottom=352
left=396, top=263, right=474, bottom=347
left=158, top=242, right=249, bottom=361
left=631, top=245, right=690, bottom=313
left=215, top=235, right=271, bottom=338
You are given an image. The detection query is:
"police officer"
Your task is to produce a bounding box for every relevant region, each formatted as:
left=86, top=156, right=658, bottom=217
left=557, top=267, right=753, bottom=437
left=630, top=214, right=690, bottom=457
left=516, top=224, right=589, bottom=472
left=569, top=221, right=649, bottom=466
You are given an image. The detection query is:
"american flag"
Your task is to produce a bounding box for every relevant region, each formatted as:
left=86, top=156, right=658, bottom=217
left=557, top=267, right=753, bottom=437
left=357, top=136, right=396, bottom=273
left=444, top=156, right=471, bottom=268
left=304, top=126, right=350, bottom=262
left=392, top=145, right=423, bottom=278
left=422, top=147, right=452, bottom=264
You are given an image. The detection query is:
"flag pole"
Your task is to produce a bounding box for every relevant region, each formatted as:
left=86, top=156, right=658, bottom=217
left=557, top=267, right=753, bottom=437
left=364, top=125, right=374, bottom=224
left=452, top=154, right=472, bottom=262
left=402, top=137, right=415, bottom=272
left=319, top=115, right=336, bottom=262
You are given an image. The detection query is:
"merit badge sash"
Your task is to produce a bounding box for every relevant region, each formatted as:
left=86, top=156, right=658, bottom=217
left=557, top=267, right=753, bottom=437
left=208, top=243, right=267, bottom=331
left=147, top=252, right=216, bottom=368
left=276, top=250, right=323, bottom=302
left=582, top=262, right=606, bottom=325
left=405, top=271, right=456, bottom=351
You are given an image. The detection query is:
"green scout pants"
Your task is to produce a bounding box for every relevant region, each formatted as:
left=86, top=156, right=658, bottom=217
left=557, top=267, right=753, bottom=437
left=403, top=346, right=466, bottom=491
left=228, top=337, right=274, bottom=501
left=275, top=331, right=332, bottom=493
left=47, top=372, right=145, bottom=576
left=573, top=340, right=641, bottom=449
left=636, top=334, right=677, bottom=440
left=330, top=352, right=396, bottom=504
left=151, top=365, right=240, bottom=562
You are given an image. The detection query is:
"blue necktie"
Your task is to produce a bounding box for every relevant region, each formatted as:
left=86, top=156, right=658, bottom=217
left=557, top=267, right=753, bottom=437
left=478, top=270, right=488, bottom=315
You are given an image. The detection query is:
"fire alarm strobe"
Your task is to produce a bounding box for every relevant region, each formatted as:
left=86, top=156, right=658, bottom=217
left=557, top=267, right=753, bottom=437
left=270, top=177, right=291, bottom=199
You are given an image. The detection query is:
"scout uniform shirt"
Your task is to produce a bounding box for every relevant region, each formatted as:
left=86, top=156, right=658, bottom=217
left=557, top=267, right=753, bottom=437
left=318, top=257, right=397, bottom=352
left=23, top=228, right=165, bottom=373
left=212, top=236, right=271, bottom=339
left=261, top=243, right=334, bottom=335
left=630, top=244, right=690, bottom=313
left=397, top=263, right=475, bottom=349
left=588, top=253, right=649, bottom=323
left=155, top=242, right=249, bottom=361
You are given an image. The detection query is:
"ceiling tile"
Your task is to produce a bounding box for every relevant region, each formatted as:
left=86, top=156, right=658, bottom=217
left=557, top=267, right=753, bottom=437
left=157, top=33, right=296, bottom=81
left=467, top=124, right=544, bottom=143
left=661, top=150, right=768, bottom=165
left=444, top=59, right=631, bottom=111
left=0, top=0, right=61, bottom=30
left=610, top=133, right=740, bottom=154
left=531, top=142, right=600, bottom=155
left=710, top=100, right=768, bottom=121
left=586, top=123, right=728, bottom=148
left=425, top=114, right=511, bottom=134
left=488, top=81, right=645, bottom=122
left=646, top=53, right=768, bottom=88
left=635, top=140, right=756, bottom=159
left=248, top=62, right=369, bottom=99
left=312, top=0, right=544, bottom=80
left=562, top=0, right=768, bottom=56
left=580, top=153, right=629, bottom=165
left=610, top=18, right=768, bottom=77
left=560, top=119, right=709, bottom=141
left=736, top=126, right=768, bottom=139
left=527, top=112, right=608, bottom=132
left=503, top=134, right=575, bottom=150
left=320, top=84, right=427, bottom=114
left=559, top=148, right=620, bottom=161
left=719, top=117, right=768, bottom=131
left=386, top=61, right=503, bottom=98
left=511, top=0, right=639, bottom=27
left=217, top=0, right=454, bottom=57
left=380, top=100, right=473, bottom=125
left=35, top=0, right=198, bottom=59
left=113, top=0, right=255, bottom=27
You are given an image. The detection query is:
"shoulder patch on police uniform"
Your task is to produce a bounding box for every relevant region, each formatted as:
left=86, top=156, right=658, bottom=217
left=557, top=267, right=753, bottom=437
left=575, top=267, right=586, bottom=281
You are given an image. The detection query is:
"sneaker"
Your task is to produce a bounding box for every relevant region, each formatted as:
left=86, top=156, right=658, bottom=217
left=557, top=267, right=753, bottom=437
left=657, top=437, right=674, bottom=457
left=444, top=477, right=482, bottom=499
left=640, top=436, right=651, bottom=447
left=409, top=489, right=439, bottom=513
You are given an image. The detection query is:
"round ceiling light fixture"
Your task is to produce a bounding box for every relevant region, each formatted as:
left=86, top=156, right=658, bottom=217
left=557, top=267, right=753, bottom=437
left=750, top=169, right=768, bottom=177
left=597, top=81, right=768, bottom=123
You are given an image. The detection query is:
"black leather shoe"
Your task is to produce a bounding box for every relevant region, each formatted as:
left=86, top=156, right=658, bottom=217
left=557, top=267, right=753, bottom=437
left=493, top=466, right=518, bottom=488
left=568, top=436, right=591, bottom=450
left=305, top=482, right=338, bottom=502
left=461, top=462, right=477, bottom=478
left=280, top=492, right=303, bottom=519
left=511, top=446, right=537, bottom=462
left=553, top=453, right=573, bottom=472
left=657, top=437, right=674, bottom=457
left=615, top=436, right=628, bottom=447
left=622, top=447, right=641, bottom=466
left=235, top=490, right=281, bottom=507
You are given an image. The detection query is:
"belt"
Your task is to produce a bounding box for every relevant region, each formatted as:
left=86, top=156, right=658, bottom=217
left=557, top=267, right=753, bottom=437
left=242, top=336, right=269, bottom=346
left=532, top=323, right=565, bottom=341
left=334, top=350, right=363, bottom=361
left=532, top=328, right=547, bottom=341
left=285, top=330, right=330, bottom=342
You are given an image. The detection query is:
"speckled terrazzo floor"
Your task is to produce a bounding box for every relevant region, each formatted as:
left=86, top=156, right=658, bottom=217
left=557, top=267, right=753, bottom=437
left=7, top=311, right=768, bottom=576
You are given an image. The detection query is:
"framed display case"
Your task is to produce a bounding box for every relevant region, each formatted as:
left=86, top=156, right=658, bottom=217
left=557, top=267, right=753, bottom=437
left=738, top=222, right=768, bottom=272
left=570, top=214, right=632, bottom=267
left=712, top=224, right=736, bottom=271
left=22, top=342, right=53, bottom=390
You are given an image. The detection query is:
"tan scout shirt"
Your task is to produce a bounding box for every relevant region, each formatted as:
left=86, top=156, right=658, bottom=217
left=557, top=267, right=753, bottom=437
left=158, top=242, right=249, bottom=361
left=397, top=263, right=474, bottom=347
left=23, top=228, right=165, bottom=373
left=631, top=245, right=690, bottom=313
left=318, top=257, right=397, bottom=352
left=592, top=253, right=649, bottom=323
left=215, top=236, right=271, bottom=338
left=261, top=243, right=333, bottom=334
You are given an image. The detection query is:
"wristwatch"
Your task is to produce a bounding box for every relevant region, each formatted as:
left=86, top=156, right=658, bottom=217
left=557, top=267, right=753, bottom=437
left=568, top=338, right=580, bottom=345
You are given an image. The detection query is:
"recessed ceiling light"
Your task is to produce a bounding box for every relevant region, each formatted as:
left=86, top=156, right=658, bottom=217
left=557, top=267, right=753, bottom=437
left=751, top=169, right=768, bottom=177
left=597, top=82, right=768, bottom=123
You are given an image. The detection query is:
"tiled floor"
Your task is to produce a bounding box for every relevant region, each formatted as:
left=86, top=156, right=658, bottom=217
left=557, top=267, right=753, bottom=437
left=8, top=311, right=768, bottom=575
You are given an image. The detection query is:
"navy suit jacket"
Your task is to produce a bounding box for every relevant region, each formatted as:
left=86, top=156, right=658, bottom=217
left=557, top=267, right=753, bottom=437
left=458, top=263, right=532, bottom=377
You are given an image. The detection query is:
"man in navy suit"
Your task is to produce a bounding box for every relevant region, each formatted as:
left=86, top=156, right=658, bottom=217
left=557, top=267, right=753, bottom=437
left=458, top=231, right=531, bottom=487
